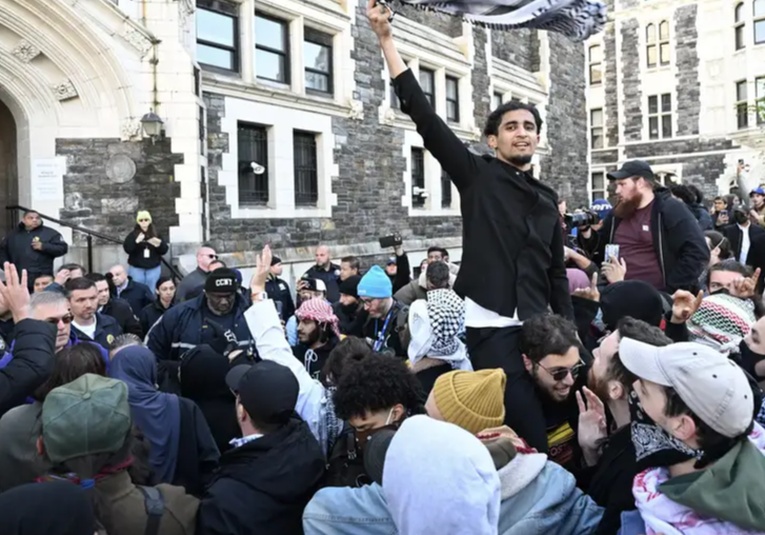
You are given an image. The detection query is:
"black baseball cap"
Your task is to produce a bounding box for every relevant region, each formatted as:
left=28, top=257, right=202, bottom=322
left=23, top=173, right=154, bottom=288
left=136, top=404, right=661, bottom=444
left=607, top=160, right=655, bottom=182
left=339, top=275, right=361, bottom=299
left=225, top=361, right=298, bottom=423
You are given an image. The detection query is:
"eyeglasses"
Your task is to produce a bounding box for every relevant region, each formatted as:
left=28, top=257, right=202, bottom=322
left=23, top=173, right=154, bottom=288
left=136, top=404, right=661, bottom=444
left=46, top=313, right=73, bottom=325
left=138, top=219, right=150, bottom=223
left=536, top=360, right=584, bottom=382
left=360, top=298, right=377, bottom=306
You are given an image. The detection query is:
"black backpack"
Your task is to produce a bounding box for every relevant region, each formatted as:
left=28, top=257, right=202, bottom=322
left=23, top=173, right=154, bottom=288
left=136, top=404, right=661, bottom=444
left=322, top=426, right=372, bottom=489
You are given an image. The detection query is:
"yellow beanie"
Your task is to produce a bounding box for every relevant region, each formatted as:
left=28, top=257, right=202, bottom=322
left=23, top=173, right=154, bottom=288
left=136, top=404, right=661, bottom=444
left=432, top=369, right=506, bottom=434
left=136, top=211, right=152, bottom=224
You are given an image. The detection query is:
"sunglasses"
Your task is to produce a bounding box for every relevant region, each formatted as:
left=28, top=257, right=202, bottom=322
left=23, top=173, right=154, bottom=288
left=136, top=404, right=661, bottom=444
left=204, top=254, right=218, bottom=259
left=536, top=360, right=584, bottom=382
left=138, top=219, right=150, bottom=223
left=46, top=313, right=74, bottom=326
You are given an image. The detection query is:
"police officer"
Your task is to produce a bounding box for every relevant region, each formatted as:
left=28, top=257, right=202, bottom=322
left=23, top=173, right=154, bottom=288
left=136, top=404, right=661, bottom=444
left=265, top=256, right=295, bottom=321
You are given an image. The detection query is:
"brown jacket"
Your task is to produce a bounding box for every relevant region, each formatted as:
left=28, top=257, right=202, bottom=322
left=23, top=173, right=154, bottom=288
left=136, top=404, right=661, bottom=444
left=97, top=471, right=199, bottom=535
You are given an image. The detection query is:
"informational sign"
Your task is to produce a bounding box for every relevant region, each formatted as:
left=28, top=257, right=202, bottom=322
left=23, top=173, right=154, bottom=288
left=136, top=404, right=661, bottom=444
left=32, top=157, right=66, bottom=202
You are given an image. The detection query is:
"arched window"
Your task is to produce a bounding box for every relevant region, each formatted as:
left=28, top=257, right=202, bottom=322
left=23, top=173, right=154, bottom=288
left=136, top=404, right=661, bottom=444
left=646, top=22, right=670, bottom=67
left=735, top=2, right=745, bottom=50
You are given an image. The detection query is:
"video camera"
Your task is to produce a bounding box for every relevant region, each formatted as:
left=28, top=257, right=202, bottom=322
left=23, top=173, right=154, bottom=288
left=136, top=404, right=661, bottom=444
left=564, top=210, right=599, bottom=229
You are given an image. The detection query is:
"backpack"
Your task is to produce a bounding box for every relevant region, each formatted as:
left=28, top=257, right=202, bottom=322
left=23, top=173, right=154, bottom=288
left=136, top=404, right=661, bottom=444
left=137, top=486, right=165, bottom=535
left=322, top=425, right=372, bottom=488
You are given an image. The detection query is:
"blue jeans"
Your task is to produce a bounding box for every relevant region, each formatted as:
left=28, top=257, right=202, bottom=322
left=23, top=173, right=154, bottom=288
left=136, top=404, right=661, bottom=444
left=303, top=483, right=397, bottom=535
left=129, top=265, right=161, bottom=292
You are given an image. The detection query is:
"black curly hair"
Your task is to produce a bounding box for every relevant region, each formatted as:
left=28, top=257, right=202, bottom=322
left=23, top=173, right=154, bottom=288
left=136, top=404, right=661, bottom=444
left=332, top=354, right=425, bottom=421
left=520, top=313, right=579, bottom=364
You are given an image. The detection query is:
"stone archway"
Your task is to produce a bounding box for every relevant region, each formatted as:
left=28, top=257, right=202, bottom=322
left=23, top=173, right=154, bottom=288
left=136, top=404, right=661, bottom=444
left=0, top=98, right=17, bottom=235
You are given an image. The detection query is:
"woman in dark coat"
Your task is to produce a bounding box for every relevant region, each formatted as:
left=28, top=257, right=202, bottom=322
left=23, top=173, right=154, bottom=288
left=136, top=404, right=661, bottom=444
left=123, top=210, right=168, bottom=293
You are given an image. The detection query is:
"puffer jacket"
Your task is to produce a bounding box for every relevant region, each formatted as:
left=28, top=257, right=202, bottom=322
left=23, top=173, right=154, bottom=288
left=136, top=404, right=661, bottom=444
left=0, top=222, right=67, bottom=275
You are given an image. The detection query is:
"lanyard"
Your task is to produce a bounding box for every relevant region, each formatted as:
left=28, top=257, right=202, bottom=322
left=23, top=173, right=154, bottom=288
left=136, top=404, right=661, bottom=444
left=373, top=306, right=396, bottom=352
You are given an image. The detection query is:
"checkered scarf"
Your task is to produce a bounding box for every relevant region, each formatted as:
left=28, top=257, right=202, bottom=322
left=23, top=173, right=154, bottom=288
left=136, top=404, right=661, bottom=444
left=389, top=0, right=607, bottom=41
left=687, top=293, right=755, bottom=351
left=295, top=298, right=341, bottom=338
left=414, top=289, right=466, bottom=358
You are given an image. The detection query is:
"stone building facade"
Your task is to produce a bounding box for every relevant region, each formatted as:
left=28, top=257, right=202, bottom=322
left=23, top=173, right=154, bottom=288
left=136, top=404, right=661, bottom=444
left=0, top=0, right=588, bottom=277
left=585, top=0, right=765, bottom=205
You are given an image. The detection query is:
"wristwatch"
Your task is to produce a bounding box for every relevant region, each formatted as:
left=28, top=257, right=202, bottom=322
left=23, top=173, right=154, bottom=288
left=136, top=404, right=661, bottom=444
left=251, top=291, right=268, bottom=302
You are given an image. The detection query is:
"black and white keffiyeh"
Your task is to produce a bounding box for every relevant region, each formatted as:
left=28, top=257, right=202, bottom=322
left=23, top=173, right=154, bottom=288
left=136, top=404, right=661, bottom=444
left=390, top=0, right=607, bottom=41
left=408, top=289, right=471, bottom=371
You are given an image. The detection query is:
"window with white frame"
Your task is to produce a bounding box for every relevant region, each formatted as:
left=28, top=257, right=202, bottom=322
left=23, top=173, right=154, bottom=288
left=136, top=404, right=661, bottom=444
left=255, top=14, right=290, bottom=84
left=293, top=131, right=319, bottom=206
left=736, top=80, right=749, bottom=129
left=757, top=76, right=765, bottom=125
left=304, top=28, right=333, bottom=95
left=445, top=76, right=460, bottom=122
left=756, top=0, right=765, bottom=44
left=655, top=171, right=680, bottom=186
left=590, top=171, right=607, bottom=202
left=419, top=68, right=435, bottom=108
left=735, top=2, right=746, bottom=50
left=590, top=108, right=604, bottom=149
left=238, top=122, right=270, bottom=206
left=648, top=94, right=672, bottom=139
left=411, top=148, right=426, bottom=208
left=196, top=1, right=239, bottom=72
left=646, top=21, right=670, bottom=68
left=588, top=44, right=602, bottom=85
left=491, top=92, right=503, bottom=110
left=441, top=170, right=452, bottom=208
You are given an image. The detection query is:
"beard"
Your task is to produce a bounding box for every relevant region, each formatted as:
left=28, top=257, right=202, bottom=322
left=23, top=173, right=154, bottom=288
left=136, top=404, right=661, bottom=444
left=613, top=191, right=644, bottom=219
left=299, top=327, right=322, bottom=346
left=508, top=154, right=533, bottom=167
left=587, top=367, right=611, bottom=403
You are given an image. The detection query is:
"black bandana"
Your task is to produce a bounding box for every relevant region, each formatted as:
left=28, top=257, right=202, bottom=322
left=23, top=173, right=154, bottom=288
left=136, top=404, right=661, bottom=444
left=628, top=389, right=701, bottom=472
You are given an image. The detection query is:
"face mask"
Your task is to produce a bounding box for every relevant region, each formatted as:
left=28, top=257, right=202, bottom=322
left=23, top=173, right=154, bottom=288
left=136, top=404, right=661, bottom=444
left=734, top=211, right=749, bottom=225
left=709, top=287, right=731, bottom=296
left=628, top=389, right=701, bottom=472
left=354, top=408, right=399, bottom=453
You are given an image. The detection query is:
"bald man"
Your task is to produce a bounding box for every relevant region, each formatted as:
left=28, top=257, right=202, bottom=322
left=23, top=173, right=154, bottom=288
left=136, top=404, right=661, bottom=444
left=302, top=245, right=341, bottom=303
left=176, top=245, right=218, bottom=302
left=109, top=264, right=155, bottom=315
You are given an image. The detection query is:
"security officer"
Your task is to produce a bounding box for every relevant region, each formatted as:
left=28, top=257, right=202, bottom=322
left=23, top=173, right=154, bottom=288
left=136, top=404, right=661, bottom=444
left=147, top=267, right=253, bottom=390
left=265, top=255, right=295, bottom=321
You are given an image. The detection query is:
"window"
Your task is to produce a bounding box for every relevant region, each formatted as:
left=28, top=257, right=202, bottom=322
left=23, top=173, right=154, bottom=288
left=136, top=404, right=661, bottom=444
left=491, top=92, right=503, bottom=110
left=199, top=105, right=205, bottom=155
left=419, top=68, right=435, bottom=107
left=293, top=131, right=318, bottom=206
left=757, top=77, right=765, bottom=125
left=590, top=108, right=604, bottom=149
left=390, top=83, right=399, bottom=109
left=238, top=123, right=270, bottom=206
left=588, top=44, right=602, bottom=85
left=756, top=0, right=765, bottom=44
left=655, top=171, right=679, bottom=186
left=441, top=171, right=452, bottom=208
left=590, top=171, right=607, bottom=202
left=735, top=3, right=746, bottom=50
left=736, top=80, right=749, bottom=129
left=411, top=148, right=425, bottom=208
left=196, top=6, right=238, bottom=72
left=445, top=76, right=459, bottom=122
left=648, top=94, right=672, bottom=139
left=255, top=14, right=289, bottom=84
left=304, top=28, right=333, bottom=95
left=646, top=21, right=670, bottom=68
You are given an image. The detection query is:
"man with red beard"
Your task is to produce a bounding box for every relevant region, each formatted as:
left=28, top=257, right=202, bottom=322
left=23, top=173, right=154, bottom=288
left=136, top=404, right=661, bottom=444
left=579, top=160, right=708, bottom=292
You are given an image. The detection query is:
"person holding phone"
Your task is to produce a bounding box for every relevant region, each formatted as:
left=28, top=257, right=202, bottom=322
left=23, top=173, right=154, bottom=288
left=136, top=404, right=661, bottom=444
left=369, top=0, right=572, bottom=452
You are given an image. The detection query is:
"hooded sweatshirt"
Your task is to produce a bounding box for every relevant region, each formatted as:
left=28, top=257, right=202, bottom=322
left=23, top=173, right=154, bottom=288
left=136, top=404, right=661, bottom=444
left=633, top=422, right=765, bottom=534
left=382, top=415, right=500, bottom=535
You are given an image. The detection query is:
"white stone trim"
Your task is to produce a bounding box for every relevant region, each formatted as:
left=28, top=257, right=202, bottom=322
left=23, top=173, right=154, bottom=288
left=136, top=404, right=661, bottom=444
left=217, top=95, right=338, bottom=219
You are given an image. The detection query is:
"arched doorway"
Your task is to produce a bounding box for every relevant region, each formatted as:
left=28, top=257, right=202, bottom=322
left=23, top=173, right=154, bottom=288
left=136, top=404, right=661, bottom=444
left=0, top=100, right=18, bottom=235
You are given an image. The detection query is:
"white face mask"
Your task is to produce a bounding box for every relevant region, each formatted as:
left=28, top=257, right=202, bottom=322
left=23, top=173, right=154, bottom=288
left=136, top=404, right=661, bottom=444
left=384, top=407, right=395, bottom=426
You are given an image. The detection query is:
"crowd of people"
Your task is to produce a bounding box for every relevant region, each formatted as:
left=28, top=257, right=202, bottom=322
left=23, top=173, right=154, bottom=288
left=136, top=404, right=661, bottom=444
left=0, top=2, right=764, bottom=534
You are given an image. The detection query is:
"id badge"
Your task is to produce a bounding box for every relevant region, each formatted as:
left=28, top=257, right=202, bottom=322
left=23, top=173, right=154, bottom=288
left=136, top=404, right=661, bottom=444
left=143, top=248, right=151, bottom=259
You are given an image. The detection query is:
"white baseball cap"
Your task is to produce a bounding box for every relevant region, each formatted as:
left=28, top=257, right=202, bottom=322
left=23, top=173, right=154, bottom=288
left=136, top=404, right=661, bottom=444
left=619, top=338, right=754, bottom=438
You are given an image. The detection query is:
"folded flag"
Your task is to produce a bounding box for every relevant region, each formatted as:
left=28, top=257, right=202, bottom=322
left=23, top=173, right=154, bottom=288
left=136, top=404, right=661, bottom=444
left=389, top=0, right=607, bottom=41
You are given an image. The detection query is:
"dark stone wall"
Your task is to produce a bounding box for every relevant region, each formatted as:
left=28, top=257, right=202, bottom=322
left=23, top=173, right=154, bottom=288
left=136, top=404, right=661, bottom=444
left=491, top=28, right=539, bottom=72
left=674, top=5, right=700, bottom=136
left=58, top=137, right=182, bottom=245
left=603, top=19, right=619, bottom=147
left=394, top=3, right=464, bottom=37
left=623, top=138, right=734, bottom=159
left=544, top=33, right=588, bottom=207
left=204, top=6, right=588, bottom=253
left=621, top=18, right=642, bottom=142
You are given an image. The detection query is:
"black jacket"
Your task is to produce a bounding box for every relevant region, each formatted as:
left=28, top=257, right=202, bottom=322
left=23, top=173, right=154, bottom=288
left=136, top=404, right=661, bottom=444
left=579, top=190, right=709, bottom=293
left=333, top=302, right=364, bottom=336
left=101, top=297, right=142, bottom=337
left=0, top=223, right=67, bottom=276
left=303, top=264, right=341, bottom=303
left=70, top=313, right=123, bottom=351
left=174, top=397, right=221, bottom=497
left=196, top=418, right=325, bottom=535
left=0, top=319, right=55, bottom=416
left=390, top=253, right=412, bottom=294
left=393, top=69, right=572, bottom=320
left=115, top=278, right=155, bottom=316
left=139, top=300, right=173, bottom=335
left=265, top=275, right=295, bottom=321
left=723, top=223, right=765, bottom=264
left=123, top=229, right=169, bottom=270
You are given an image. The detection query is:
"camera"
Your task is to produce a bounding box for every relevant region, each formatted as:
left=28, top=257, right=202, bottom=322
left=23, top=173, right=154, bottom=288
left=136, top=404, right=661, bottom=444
left=564, top=210, right=599, bottom=228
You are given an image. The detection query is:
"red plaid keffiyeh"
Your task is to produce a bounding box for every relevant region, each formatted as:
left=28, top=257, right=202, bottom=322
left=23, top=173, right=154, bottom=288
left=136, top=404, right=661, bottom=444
left=295, top=298, right=341, bottom=338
